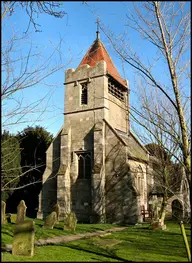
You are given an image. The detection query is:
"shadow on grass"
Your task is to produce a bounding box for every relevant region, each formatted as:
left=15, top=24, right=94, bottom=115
left=34, top=222, right=44, bottom=227
left=59, top=243, right=132, bottom=262
left=1, top=231, right=13, bottom=238
left=1, top=247, right=12, bottom=253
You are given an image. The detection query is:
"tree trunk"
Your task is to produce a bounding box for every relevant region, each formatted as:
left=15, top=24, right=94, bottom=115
left=159, top=196, right=167, bottom=226
left=154, top=1, right=191, bottom=202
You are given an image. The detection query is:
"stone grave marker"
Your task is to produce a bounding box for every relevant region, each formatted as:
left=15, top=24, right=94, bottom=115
left=64, top=211, right=77, bottom=232
left=12, top=220, right=35, bottom=256
left=1, top=201, right=6, bottom=224
left=92, top=236, right=122, bottom=248
left=43, top=211, right=57, bottom=229
left=6, top=213, right=12, bottom=223
left=151, top=219, right=166, bottom=230
left=16, top=200, right=27, bottom=224
left=52, top=203, right=60, bottom=222
left=151, top=221, right=160, bottom=230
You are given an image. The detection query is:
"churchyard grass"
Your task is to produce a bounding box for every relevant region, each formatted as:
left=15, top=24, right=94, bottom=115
left=2, top=216, right=191, bottom=262
left=1, top=214, right=119, bottom=245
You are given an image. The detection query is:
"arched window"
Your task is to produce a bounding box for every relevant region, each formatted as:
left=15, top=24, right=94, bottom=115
left=77, top=152, right=92, bottom=179
left=81, top=83, right=88, bottom=105
left=137, top=166, right=144, bottom=196
left=182, top=179, right=188, bottom=193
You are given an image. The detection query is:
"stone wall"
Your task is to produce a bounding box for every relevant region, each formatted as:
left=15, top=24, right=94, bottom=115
left=107, top=93, right=128, bottom=133
left=38, top=56, right=150, bottom=224
left=64, top=61, right=106, bottom=114
left=37, top=127, right=62, bottom=219
left=104, top=121, right=137, bottom=224
left=128, top=159, right=148, bottom=211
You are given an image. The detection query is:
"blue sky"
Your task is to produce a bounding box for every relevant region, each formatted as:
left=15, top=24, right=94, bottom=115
left=2, top=2, right=190, bottom=137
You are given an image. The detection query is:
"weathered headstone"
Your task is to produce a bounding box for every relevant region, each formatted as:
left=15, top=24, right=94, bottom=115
left=1, top=201, right=6, bottom=224
left=151, top=221, right=160, bottom=230
left=154, top=205, right=159, bottom=221
left=43, top=211, right=57, bottom=229
left=52, top=203, right=60, bottom=222
left=12, top=220, right=35, bottom=256
left=151, top=219, right=166, bottom=230
left=64, top=211, right=77, bottom=232
left=6, top=213, right=12, bottom=223
left=16, top=200, right=27, bottom=224
left=137, top=214, right=143, bottom=223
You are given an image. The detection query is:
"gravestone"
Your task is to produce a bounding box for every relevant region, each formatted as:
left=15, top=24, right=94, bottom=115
left=1, top=201, right=6, bottom=224
left=151, top=219, right=166, bottom=230
left=16, top=200, right=27, bottom=224
left=154, top=205, right=159, bottom=221
left=43, top=211, right=57, bottom=229
left=12, top=220, right=35, bottom=256
left=92, top=236, right=122, bottom=248
left=52, top=203, right=60, bottom=222
left=151, top=221, right=160, bottom=230
left=137, top=214, right=143, bottom=223
left=6, top=213, right=12, bottom=223
left=64, top=212, right=77, bottom=232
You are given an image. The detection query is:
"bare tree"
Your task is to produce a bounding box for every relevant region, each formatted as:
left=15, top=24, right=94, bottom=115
left=1, top=1, right=71, bottom=199
left=128, top=79, right=190, bottom=225
left=2, top=1, right=67, bottom=33
left=95, top=2, right=190, bottom=197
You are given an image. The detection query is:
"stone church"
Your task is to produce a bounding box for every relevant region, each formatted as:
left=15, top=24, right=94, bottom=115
left=37, top=31, right=189, bottom=224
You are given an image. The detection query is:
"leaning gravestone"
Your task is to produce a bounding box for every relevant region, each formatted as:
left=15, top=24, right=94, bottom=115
left=43, top=211, right=57, bottom=229
left=52, top=203, right=60, bottom=222
left=1, top=201, right=6, bottom=224
left=16, top=200, right=27, bottom=224
left=64, top=211, right=77, bottom=232
left=12, top=220, right=35, bottom=256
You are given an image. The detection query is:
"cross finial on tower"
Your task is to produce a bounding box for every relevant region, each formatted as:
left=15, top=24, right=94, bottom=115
left=96, top=17, right=100, bottom=40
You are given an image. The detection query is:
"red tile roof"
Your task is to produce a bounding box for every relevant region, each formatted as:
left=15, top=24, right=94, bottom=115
left=77, top=39, right=127, bottom=87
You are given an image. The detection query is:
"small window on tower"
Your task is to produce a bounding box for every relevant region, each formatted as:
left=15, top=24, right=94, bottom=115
left=81, top=83, right=88, bottom=105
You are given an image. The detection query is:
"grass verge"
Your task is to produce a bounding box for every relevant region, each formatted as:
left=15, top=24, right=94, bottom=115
left=1, top=216, right=191, bottom=262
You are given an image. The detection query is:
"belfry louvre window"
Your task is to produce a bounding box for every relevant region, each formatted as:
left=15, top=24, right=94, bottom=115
left=77, top=152, right=92, bottom=179
left=81, top=83, right=88, bottom=105
left=108, top=77, right=124, bottom=102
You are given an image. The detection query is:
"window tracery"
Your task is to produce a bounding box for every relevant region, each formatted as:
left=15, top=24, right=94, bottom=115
left=77, top=152, right=92, bottom=179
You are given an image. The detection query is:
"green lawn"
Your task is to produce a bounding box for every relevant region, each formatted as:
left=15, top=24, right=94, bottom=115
left=1, top=216, right=191, bottom=262
left=1, top=214, right=117, bottom=245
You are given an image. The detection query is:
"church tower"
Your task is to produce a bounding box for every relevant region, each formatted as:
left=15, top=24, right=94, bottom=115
left=38, top=29, right=149, bottom=224
left=64, top=31, right=129, bottom=135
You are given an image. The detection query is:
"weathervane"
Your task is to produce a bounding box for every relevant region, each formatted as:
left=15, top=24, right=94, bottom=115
left=96, top=17, right=100, bottom=40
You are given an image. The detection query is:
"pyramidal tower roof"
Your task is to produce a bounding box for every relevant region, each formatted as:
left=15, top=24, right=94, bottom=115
left=77, top=33, right=127, bottom=87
